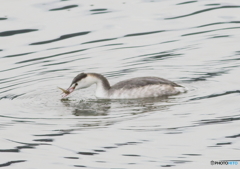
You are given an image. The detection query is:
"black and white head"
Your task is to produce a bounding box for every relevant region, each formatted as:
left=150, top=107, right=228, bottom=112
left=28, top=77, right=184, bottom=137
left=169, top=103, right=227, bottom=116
left=62, top=73, right=97, bottom=97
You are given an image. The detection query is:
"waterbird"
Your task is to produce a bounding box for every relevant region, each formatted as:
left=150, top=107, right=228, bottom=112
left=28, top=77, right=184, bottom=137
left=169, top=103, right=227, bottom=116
left=60, top=73, right=186, bottom=99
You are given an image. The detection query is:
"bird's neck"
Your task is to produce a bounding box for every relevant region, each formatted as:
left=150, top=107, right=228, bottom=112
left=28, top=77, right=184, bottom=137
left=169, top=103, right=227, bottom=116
left=88, top=73, right=111, bottom=98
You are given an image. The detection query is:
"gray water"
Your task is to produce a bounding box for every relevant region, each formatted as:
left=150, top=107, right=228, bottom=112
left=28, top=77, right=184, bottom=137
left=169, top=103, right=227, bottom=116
left=0, top=0, right=240, bottom=168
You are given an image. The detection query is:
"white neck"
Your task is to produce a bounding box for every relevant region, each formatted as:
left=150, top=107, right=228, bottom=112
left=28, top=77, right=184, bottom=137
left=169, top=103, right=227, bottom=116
left=88, top=73, right=111, bottom=98
left=95, top=81, right=109, bottom=98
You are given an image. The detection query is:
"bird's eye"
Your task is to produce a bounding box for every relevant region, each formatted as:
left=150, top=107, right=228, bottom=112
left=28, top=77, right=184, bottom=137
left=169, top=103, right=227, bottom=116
left=75, top=83, right=78, bottom=86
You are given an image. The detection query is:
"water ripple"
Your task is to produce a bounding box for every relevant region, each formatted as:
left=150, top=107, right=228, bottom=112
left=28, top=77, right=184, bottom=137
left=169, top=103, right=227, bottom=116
left=166, top=5, right=240, bottom=20
left=124, top=30, right=165, bottom=37
left=90, top=8, right=110, bottom=15
left=3, top=52, right=35, bottom=58
left=82, top=38, right=117, bottom=44
left=0, top=29, right=38, bottom=37
left=182, top=27, right=240, bottom=36
left=0, top=17, right=7, bottom=20
left=196, top=21, right=240, bottom=28
left=90, top=9, right=108, bottom=12
left=49, top=5, right=78, bottom=11
left=30, top=31, right=91, bottom=45
left=198, top=116, right=240, bottom=125
left=190, top=90, right=240, bottom=101
left=226, top=134, right=240, bottom=138
left=16, top=49, right=87, bottom=64
left=177, top=1, right=197, bottom=5
left=0, top=160, right=26, bottom=167
left=184, top=71, right=227, bottom=82
left=0, top=94, right=25, bottom=100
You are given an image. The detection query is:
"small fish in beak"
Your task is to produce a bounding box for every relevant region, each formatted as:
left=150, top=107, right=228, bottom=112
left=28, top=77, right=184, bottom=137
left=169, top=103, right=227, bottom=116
left=58, top=74, right=82, bottom=98
left=58, top=85, right=76, bottom=98
left=58, top=87, right=70, bottom=94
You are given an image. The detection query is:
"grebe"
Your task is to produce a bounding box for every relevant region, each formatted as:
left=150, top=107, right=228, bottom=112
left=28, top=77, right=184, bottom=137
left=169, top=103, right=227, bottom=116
left=60, top=73, right=186, bottom=99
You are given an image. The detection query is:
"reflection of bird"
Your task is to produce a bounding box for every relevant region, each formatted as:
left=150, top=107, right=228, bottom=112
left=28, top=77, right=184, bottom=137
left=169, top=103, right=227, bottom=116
left=62, top=73, right=186, bottom=99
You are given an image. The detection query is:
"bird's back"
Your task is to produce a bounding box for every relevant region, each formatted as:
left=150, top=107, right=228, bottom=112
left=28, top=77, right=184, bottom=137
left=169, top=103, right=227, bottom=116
left=111, top=76, right=181, bottom=90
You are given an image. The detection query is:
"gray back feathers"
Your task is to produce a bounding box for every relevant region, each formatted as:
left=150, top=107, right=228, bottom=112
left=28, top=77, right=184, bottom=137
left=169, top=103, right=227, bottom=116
left=111, top=76, right=181, bottom=90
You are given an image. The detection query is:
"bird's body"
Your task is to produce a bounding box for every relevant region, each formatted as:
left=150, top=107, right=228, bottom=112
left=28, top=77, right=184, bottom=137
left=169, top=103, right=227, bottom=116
left=61, top=73, right=186, bottom=99
left=105, top=76, right=184, bottom=99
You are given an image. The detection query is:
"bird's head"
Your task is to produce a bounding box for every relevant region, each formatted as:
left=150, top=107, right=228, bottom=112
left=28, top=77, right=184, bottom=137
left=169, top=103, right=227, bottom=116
left=60, top=73, right=97, bottom=98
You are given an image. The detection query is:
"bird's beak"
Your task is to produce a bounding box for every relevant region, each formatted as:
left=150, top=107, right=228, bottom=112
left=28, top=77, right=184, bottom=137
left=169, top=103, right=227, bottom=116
left=58, top=83, right=76, bottom=98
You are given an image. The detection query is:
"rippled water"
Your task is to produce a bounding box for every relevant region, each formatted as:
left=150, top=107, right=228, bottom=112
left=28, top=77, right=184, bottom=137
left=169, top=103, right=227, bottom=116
left=1, top=0, right=240, bottom=168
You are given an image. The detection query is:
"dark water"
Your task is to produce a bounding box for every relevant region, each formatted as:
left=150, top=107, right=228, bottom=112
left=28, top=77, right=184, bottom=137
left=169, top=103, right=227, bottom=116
left=0, top=0, right=240, bottom=168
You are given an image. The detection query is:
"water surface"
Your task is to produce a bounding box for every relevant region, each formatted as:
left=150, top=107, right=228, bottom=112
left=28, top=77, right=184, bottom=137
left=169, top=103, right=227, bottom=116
left=0, top=0, right=240, bottom=168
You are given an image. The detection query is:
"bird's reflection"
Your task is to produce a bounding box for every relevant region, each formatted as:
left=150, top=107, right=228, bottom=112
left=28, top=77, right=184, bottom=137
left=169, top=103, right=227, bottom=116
left=61, top=96, right=172, bottom=117
left=60, top=98, right=111, bottom=116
